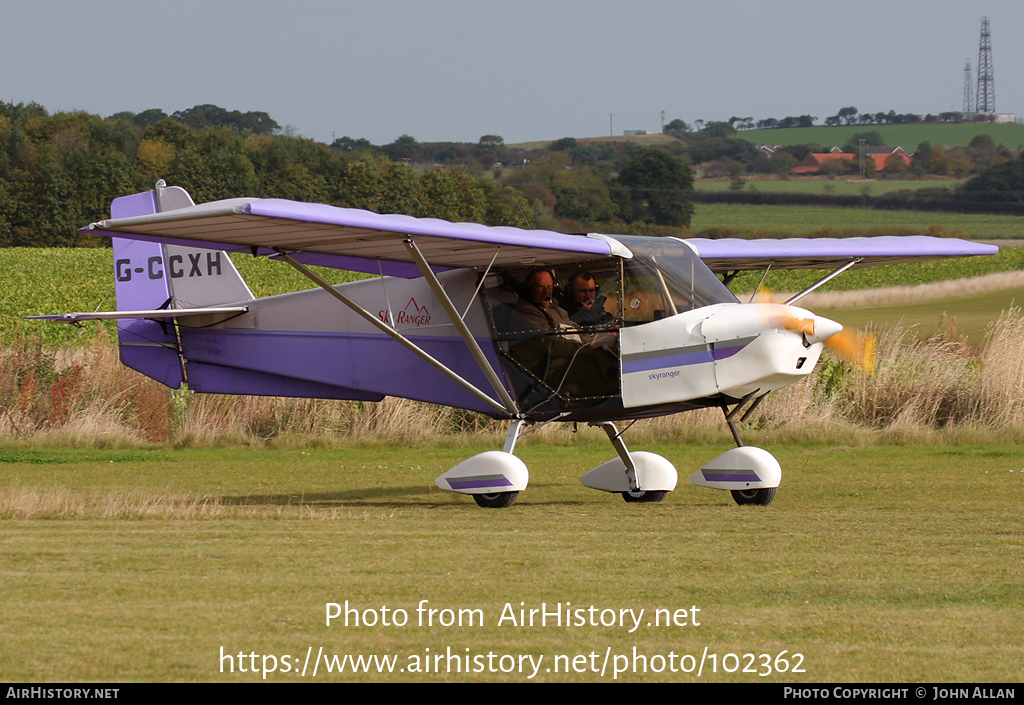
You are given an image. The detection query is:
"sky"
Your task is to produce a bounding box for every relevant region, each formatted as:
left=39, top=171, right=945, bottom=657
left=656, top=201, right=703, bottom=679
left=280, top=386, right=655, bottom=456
left=2, top=0, right=1022, bottom=146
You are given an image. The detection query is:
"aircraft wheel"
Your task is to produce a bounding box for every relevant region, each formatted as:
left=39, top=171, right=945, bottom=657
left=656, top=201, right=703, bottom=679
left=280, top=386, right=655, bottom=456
left=731, top=487, right=776, bottom=506
left=473, top=491, right=519, bottom=509
left=621, top=490, right=667, bottom=503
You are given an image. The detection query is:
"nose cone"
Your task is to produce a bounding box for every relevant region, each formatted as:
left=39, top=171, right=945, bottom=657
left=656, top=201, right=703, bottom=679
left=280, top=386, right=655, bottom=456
left=805, top=316, right=843, bottom=345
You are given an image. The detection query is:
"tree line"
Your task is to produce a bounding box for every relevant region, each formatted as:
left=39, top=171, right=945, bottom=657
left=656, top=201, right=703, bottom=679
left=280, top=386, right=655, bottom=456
left=0, top=102, right=697, bottom=248
left=665, top=106, right=1004, bottom=133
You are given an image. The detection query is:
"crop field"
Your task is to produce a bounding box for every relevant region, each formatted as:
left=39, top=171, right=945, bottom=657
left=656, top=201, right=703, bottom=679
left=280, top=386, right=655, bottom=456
left=3, top=248, right=366, bottom=346
left=6, top=239, right=1024, bottom=347
left=1, top=441, right=1022, bottom=682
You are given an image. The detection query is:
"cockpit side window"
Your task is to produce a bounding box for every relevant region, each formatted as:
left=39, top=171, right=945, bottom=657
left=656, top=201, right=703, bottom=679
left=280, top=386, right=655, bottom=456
left=482, top=260, right=622, bottom=412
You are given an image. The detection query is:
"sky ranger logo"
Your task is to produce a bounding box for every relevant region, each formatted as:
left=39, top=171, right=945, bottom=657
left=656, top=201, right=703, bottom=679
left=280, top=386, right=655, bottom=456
left=378, top=297, right=431, bottom=327
left=115, top=252, right=224, bottom=282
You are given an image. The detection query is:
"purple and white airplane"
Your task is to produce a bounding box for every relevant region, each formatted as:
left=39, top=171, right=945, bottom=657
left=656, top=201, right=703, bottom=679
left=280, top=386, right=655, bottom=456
left=34, top=182, right=997, bottom=508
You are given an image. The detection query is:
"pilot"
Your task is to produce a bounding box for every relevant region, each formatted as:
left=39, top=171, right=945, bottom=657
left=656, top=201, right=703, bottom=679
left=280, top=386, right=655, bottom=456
left=515, top=268, right=572, bottom=330
left=507, top=269, right=584, bottom=396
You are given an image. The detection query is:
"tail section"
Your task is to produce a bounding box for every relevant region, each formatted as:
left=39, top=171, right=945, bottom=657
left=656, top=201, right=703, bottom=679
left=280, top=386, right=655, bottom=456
left=111, top=184, right=253, bottom=388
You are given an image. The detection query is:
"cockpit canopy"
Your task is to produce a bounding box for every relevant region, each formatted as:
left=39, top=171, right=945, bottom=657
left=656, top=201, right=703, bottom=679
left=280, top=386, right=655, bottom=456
left=482, top=235, right=738, bottom=414
left=613, top=235, right=739, bottom=321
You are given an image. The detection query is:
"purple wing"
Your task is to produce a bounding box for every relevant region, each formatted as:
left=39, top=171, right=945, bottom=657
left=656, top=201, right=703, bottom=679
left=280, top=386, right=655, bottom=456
left=685, top=236, right=999, bottom=272
left=81, top=197, right=614, bottom=277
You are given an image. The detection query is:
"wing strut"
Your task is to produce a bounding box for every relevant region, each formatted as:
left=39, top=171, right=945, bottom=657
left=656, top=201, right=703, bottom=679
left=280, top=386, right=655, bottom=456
left=276, top=251, right=512, bottom=417
left=404, top=237, right=520, bottom=416
left=785, top=258, right=862, bottom=305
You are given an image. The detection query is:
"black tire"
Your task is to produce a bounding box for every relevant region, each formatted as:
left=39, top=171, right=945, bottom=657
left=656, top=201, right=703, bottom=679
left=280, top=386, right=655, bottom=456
left=621, top=490, right=668, bottom=503
left=473, top=491, right=519, bottom=508
left=731, top=487, right=776, bottom=506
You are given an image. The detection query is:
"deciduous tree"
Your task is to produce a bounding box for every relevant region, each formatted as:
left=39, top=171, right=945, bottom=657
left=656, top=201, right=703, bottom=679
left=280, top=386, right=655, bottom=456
left=614, top=148, right=694, bottom=227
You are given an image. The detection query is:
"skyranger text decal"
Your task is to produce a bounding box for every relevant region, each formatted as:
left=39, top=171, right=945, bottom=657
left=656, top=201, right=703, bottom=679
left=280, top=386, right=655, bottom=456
left=378, top=297, right=432, bottom=327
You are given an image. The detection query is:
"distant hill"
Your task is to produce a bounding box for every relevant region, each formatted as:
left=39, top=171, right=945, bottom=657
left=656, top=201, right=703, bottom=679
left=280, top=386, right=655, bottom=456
left=511, top=123, right=1024, bottom=152
left=732, top=123, right=1024, bottom=150
left=507, top=133, right=676, bottom=150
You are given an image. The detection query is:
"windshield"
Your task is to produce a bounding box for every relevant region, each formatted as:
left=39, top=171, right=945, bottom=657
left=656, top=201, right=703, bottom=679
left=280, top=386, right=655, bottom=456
left=608, top=235, right=738, bottom=323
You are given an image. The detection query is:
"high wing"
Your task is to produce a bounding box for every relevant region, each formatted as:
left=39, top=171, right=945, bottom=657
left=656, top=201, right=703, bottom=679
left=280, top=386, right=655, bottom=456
left=685, top=236, right=999, bottom=272
left=81, top=192, right=995, bottom=276
left=80, top=195, right=628, bottom=278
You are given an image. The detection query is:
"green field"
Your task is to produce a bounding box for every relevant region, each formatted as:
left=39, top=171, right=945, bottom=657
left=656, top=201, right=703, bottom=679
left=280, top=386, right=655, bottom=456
left=2, top=442, right=1022, bottom=682
left=734, top=123, right=1024, bottom=150
left=690, top=203, right=1024, bottom=241
left=695, top=179, right=962, bottom=195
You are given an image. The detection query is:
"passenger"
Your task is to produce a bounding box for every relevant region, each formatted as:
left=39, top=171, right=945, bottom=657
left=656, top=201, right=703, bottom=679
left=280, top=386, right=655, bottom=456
left=565, top=270, right=618, bottom=353
left=566, top=270, right=614, bottom=327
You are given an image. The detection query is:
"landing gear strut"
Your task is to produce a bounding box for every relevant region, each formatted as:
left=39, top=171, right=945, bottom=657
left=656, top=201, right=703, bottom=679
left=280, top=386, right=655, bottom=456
left=580, top=422, right=678, bottom=501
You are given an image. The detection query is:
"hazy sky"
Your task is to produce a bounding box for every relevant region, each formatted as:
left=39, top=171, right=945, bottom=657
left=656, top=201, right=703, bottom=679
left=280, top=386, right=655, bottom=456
left=3, top=0, right=1021, bottom=145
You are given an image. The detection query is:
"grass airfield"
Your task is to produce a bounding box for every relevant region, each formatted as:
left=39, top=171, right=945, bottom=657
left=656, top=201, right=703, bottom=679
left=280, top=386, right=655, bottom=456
left=2, top=440, right=1022, bottom=682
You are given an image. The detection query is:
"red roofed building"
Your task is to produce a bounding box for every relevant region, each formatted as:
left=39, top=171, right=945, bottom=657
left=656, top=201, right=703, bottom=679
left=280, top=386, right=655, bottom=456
left=791, top=146, right=912, bottom=175
left=791, top=152, right=855, bottom=175
left=865, top=146, right=912, bottom=172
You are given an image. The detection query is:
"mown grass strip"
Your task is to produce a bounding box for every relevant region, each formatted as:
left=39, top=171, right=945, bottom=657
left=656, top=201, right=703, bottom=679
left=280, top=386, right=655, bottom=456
left=1, top=444, right=1021, bottom=681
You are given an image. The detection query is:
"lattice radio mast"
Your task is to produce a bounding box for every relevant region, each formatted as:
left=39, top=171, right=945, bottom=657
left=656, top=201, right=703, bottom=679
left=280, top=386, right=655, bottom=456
left=963, top=60, right=973, bottom=114
left=976, top=17, right=995, bottom=114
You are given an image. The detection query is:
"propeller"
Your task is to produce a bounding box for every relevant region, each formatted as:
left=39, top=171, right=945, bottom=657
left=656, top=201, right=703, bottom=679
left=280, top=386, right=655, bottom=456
left=753, top=287, right=877, bottom=373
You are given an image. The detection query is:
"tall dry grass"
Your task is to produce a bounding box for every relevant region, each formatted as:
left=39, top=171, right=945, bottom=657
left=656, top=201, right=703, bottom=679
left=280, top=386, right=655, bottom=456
left=0, top=486, right=401, bottom=520
left=4, top=311, right=1024, bottom=449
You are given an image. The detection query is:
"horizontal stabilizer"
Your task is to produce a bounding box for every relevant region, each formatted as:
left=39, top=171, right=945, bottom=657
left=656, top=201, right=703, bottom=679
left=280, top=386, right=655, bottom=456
left=26, top=306, right=248, bottom=323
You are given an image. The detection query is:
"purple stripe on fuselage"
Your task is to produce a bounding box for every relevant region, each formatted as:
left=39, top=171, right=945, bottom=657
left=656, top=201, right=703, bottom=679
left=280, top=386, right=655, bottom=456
left=712, top=343, right=749, bottom=360
left=622, top=338, right=752, bottom=375
left=622, top=348, right=713, bottom=375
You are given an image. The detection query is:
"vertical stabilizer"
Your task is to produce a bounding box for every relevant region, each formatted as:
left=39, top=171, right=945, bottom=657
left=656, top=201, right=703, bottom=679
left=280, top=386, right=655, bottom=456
left=110, top=184, right=252, bottom=388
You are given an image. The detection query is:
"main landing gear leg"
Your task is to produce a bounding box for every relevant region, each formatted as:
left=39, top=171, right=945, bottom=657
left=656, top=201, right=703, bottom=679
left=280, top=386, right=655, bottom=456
left=689, top=393, right=780, bottom=506
left=434, top=420, right=528, bottom=509
left=579, top=422, right=677, bottom=503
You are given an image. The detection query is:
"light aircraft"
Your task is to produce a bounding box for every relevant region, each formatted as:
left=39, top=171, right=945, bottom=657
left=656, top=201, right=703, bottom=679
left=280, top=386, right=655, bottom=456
left=32, top=182, right=997, bottom=508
